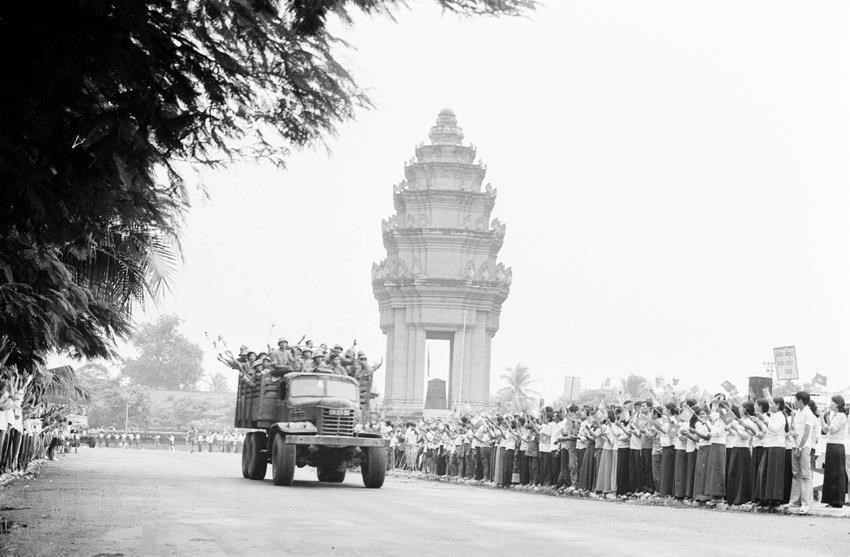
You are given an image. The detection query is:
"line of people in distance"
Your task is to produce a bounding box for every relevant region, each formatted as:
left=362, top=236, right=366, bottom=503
left=91, top=430, right=245, bottom=453
left=386, top=391, right=849, bottom=514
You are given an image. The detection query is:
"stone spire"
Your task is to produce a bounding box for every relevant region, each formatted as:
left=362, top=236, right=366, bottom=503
left=372, top=109, right=512, bottom=417
left=428, top=107, right=464, bottom=145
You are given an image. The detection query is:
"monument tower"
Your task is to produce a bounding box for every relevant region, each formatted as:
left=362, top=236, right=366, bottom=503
left=372, top=109, right=512, bottom=417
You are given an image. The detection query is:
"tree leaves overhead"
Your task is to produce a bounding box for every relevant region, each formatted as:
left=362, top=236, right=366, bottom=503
left=0, top=0, right=533, bottom=377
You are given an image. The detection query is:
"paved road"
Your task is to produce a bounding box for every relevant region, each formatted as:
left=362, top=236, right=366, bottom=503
left=0, top=449, right=847, bottom=556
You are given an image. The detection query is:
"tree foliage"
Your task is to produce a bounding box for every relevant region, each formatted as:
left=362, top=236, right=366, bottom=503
left=204, top=372, right=232, bottom=393
left=76, top=362, right=151, bottom=428
left=621, top=373, right=651, bottom=401
left=496, top=363, right=539, bottom=413
left=121, top=315, right=204, bottom=390
left=0, top=0, right=534, bottom=381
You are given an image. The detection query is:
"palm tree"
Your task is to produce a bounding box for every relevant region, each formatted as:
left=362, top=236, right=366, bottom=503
left=497, top=363, right=540, bottom=413
left=204, top=372, right=231, bottom=393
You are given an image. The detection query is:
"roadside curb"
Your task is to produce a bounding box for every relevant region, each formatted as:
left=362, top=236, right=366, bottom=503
left=387, top=470, right=850, bottom=519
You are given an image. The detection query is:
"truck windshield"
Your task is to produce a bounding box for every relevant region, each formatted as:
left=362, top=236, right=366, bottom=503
left=290, top=377, right=357, bottom=401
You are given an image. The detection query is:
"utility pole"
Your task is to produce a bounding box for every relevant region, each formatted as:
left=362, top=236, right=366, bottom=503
left=124, top=388, right=137, bottom=431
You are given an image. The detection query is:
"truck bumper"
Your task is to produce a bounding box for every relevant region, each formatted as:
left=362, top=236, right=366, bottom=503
left=284, top=435, right=388, bottom=448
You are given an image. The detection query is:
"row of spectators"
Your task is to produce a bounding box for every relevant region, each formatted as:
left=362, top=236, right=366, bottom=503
left=1, top=371, right=81, bottom=475
left=89, top=430, right=246, bottom=453
left=1, top=413, right=68, bottom=475
left=383, top=392, right=850, bottom=512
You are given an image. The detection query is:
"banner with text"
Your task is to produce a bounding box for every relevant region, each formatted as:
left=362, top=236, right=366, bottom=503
left=773, top=345, right=799, bottom=381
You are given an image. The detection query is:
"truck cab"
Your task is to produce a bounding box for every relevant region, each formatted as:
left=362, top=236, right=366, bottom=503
left=236, top=372, right=387, bottom=488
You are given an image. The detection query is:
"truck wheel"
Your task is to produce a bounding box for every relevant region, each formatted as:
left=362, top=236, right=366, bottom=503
left=361, top=447, right=386, bottom=488
left=272, top=433, right=296, bottom=486
left=243, top=432, right=267, bottom=480
left=317, top=465, right=346, bottom=483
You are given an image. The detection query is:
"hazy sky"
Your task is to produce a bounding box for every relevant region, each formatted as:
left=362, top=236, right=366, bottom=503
left=131, top=1, right=849, bottom=399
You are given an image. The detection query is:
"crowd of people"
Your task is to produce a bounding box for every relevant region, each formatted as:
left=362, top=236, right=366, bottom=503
left=184, top=429, right=244, bottom=453
left=383, top=391, right=850, bottom=513
left=89, top=429, right=246, bottom=453
left=1, top=372, right=76, bottom=476
left=216, top=337, right=382, bottom=387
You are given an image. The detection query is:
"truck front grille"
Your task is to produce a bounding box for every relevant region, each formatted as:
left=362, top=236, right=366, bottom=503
left=319, top=408, right=355, bottom=436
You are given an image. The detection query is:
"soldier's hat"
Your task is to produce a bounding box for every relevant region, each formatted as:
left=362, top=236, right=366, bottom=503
left=332, top=344, right=344, bottom=351
left=300, top=346, right=313, bottom=354
left=277, top=338, right=288, bottom=345
left=239, top=345, right=249, bottom=355
left=311, top=352, right=324, bottom=360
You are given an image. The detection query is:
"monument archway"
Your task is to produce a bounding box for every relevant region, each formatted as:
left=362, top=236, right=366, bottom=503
left=371, top=109, right=512, bottom=417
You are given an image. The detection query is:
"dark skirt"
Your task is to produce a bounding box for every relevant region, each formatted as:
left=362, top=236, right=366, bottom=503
left=652, top=453, right=662, bottom=491
left=578, top=441, right=596, bottom=491
left=693, top=445, right=710, bottom=501
left=751, top=446, right=765, bottom=502
left=685, top=450, right=697, bottom=498
left=641, top=448, right=654, bottom=492
left=673, top=449, right=687, bottom=498
left=659, top=446, right=675, bottom=496
left=823, top=443, right=848, bottom=506
left=783, top=448, right=792, bottom=504
left=616, top=447, right=631, bottom=495
left=705, top=443, right=726, bottom=498
left=758, top=446, right=786, bottom=504
left=726, top=447, right=752, bottom=505
left=503, top=448, right=515, bottom=486
left=629, top=449, right=643, bottom=493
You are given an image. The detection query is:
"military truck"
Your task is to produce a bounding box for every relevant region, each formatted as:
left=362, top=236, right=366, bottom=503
left=235, top=371, right=387, bottom=488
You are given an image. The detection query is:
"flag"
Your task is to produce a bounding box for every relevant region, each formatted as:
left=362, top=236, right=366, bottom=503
left=655, top=376, right=664, bottom=388
left=812, top=373, right=827, bottom=387
left=721, top=380, right=738, bottom=395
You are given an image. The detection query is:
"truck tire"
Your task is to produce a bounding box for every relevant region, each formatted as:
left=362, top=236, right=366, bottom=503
left=243, top=432, right=267, bottom=480
left=360, top=447, right=386, bottom=488
left=272, top=433, right=296, bottom=486
left=317, top=465, right=346, bottom=483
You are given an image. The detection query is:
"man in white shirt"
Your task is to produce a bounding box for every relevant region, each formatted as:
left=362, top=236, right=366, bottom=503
left=789, top=391, right=817, bottom=513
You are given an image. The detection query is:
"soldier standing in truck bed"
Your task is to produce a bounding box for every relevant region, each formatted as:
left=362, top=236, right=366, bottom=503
left=270, top=338, right=293, bottom=374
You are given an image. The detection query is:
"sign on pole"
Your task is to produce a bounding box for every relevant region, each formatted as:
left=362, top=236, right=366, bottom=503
left=773, top=346, right=799, bottom=381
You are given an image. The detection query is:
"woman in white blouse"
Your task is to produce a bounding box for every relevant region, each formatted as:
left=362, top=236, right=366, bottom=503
left=820, top=395, right=848, bottom=508
left=755, top=397, right=789, bottom=508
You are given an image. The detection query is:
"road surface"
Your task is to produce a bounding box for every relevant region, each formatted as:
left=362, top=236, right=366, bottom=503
left=0, top=449, right=846, bottom=556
